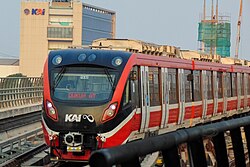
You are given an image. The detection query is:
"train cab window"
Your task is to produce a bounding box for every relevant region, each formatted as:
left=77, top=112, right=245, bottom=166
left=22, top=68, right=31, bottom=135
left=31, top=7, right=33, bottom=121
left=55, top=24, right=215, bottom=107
left=226, top=73, right=232, bottom=97
left=217, top=72, right=223, bottom=98
left=149, top=67, right=160, bottom=106
left=193, top=71, right=201, bottom=101
left=184, top=70, right=192, bottom=103
left=207, top=71, right=213, bottom=100
left=51, top=66, right=119, bottom=103
left=168, top=68, right=178, bottom=104
left=232, top=73, right=237, bottom=97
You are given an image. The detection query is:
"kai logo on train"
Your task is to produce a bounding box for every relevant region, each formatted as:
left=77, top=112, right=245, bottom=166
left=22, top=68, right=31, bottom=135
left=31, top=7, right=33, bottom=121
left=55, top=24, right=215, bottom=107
left=24, top=8, right=45, bottom=15
left=65, top=114, right=95, bottom=123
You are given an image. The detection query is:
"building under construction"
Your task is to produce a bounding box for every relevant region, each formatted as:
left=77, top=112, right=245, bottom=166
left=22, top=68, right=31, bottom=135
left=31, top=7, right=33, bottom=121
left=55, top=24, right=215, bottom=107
left=198, top=0, right=231, bottom=57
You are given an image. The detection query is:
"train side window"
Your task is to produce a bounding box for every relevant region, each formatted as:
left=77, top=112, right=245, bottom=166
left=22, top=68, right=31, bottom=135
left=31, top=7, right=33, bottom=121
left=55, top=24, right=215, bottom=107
left=122, top=78, right=131, bottom=107
left=241, top=74, right=244, bottom=96
left=168, top=68, right=178, bottom=104
left=149, top=67, right=160, bottom=106
left=232, top=73, right=237, bottom=97
left=226, top=73, right=232, bottom=97
left=248, top=74, right=250, bottom=95
left=130, top=66, right=139, bottom=108
left=184, top=70, right=192, bottom=103
left=207, top=71, right=213, bottom=100
left=193, top=71, right=201, bottom=101
left=217, top=72, right=223, bottom=98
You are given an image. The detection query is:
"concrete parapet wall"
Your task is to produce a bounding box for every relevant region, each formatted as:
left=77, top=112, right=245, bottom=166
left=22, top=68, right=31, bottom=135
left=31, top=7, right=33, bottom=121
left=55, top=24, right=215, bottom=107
left=0, top=103, right=42, bottom=120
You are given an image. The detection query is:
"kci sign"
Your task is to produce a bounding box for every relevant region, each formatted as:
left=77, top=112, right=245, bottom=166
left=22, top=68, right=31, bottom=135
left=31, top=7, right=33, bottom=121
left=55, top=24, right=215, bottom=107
left=24, top=8, right=45, bottom=15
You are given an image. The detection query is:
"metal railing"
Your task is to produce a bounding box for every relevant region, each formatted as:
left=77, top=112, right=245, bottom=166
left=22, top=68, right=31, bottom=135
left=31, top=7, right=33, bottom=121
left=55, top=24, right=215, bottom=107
left=0, top=77, right=43, bottom=110
left=89, top=114, right=250, bottom=167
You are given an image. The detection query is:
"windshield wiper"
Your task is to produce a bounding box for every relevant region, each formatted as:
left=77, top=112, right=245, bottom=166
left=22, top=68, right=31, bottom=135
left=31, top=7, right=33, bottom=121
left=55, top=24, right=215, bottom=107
left=52, top=67, right=66, bottom=91
left=104, top=68, right=115, bottom=92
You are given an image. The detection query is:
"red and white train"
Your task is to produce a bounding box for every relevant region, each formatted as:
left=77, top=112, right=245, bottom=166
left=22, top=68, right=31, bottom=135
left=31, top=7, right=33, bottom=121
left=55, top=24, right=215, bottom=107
left=42, top=39, right=250, bottom=162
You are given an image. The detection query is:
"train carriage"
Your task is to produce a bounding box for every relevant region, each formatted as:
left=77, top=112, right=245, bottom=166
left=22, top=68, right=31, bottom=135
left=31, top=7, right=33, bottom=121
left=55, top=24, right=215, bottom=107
left=42, top=38, right=250, bottom=162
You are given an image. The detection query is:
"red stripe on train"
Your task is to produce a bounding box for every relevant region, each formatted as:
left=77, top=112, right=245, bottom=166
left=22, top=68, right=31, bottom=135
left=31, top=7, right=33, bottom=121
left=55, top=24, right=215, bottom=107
left=149, top=111, right=162, bottom=127
left=184, top=105, right=203, bottom=120
left=168, top=108, right=179, bottom=124
left=217, top=102, right=224, bottom=113
left=227, top=100, right=237, bottom=111
left=206, top=103, right=214, bottom=115
left=102, top=115, right=134, bottom=148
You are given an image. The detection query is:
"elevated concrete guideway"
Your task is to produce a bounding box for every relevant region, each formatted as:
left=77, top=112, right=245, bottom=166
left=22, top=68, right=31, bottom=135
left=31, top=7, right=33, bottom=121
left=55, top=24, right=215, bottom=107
left=0, top=77, right=43, bottom=141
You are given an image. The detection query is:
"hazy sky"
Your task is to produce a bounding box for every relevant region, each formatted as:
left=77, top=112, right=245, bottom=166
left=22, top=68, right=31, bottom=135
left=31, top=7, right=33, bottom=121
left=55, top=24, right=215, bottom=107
left=0, top=0, right=249, bottom=60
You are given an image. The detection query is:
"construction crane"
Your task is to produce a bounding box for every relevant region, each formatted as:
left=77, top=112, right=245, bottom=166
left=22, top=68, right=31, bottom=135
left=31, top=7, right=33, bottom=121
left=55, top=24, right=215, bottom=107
left=235, top=0, right=243, bottom=58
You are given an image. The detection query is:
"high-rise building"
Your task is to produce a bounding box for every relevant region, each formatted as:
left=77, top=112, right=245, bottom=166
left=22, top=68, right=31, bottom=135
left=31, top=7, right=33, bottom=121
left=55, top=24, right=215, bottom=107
left=20, top=0, right=116, bottom=76
left=198, top=0, right=231, bottom=57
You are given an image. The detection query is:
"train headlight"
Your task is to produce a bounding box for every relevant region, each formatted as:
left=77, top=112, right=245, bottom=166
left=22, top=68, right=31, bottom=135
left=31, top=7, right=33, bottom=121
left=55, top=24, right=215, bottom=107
left=112, top=57, right=123, bottom=67
left=88, top=54, right=97, bottom=62
left=78, top=53, right=87, bottom=62
left=101, top=102, right=118, bottom=123
left=46, top=101, right=58, bottom=121
left=52, top=55, right=62, bottom=65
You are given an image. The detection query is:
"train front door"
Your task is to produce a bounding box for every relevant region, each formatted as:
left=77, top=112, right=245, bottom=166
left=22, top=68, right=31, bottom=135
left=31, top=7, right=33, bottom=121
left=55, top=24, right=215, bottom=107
left=140, top=66, right=150, bottom=132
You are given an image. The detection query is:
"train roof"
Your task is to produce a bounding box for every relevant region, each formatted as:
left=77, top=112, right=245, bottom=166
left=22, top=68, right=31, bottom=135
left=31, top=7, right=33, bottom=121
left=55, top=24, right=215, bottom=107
left=88, top=38, right=250, bottom=67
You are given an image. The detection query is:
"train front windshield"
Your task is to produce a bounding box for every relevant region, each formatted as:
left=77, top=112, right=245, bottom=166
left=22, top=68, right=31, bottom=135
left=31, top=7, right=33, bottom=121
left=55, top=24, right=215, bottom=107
left=51, top=66, right=118, bottom=103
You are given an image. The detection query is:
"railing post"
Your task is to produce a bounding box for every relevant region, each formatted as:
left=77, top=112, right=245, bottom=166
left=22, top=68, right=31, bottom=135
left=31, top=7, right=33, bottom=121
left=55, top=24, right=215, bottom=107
left=162, top=146, right=181, bottom=167
left=244, top=125, right=250, bottom=162
left=187, top=137, right=207, bottom=167
left=230, top=127, right=246, bottom=167
left=212, top=132, right=229, bottom=166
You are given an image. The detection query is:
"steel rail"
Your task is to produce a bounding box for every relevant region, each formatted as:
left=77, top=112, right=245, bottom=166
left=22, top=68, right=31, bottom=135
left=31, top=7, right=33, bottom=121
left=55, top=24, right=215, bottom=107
left=0, top=128, right=43, bottom=165
left=0, top=143, right=47, bottom=167
left=0, top=110, right=42, bottom=133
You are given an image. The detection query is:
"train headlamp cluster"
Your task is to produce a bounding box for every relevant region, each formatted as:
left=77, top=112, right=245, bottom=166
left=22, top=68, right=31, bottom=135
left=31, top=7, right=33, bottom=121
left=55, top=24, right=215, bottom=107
left=46, top=101, right=58, bottom=121
left=52, top=55, right=62, bottom=65
left=102, top=102, right=118, bottom=122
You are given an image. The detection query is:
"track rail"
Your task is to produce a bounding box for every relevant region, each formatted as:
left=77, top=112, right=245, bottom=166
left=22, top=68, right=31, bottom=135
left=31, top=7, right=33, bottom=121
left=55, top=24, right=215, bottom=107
left=0, top=111, right=41, bottom=133
left=0, top=143, right=47, bottom=167
left=0, top=128, right=44, bottom=165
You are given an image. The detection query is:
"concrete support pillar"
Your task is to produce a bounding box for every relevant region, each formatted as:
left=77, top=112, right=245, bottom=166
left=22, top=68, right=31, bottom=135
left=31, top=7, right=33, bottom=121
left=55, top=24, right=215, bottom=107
left=244, top=125, right=250, bottom=163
